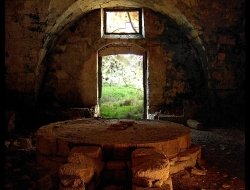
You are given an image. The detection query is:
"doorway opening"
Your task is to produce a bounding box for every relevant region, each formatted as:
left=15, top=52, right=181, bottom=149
left=99, top=54, right=145, bottom=119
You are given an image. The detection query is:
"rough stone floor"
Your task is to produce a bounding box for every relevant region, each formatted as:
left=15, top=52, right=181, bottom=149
left=4, top=125, right=245, bottom=190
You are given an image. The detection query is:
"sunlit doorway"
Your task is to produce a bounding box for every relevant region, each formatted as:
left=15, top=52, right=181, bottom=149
left=99, top=54, right=144, bottom=119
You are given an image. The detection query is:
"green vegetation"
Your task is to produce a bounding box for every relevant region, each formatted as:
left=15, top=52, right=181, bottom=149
left=100, top=84, right=143, bottom=119
left=100, top=54, right=144, bottom=119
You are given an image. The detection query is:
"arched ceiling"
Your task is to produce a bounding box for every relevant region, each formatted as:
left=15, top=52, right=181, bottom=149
left=44, top=0, right=201, bottom=49
left=35, top=0, right=208, bottom=99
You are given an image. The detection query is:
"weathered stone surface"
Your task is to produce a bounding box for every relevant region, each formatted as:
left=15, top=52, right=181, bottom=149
left=186, top=119, right=204, bottom=130
left=177, top=144, right=201, bottom=161
left=60, top=180, right=95, bottom=190
left=132, top=148, right=167, bottom=159
left=36, top=119, right=191, bottom=160
left=60, top=175, right=83, bottom=188
left=132, top=177, right=154, bottom=187
left=191, top=167, right=206, bottom=176
left=67, top=153, right=90, bottom=164
left=169, top=144, right=201, bottom=174
left=59, top=163, right=94, bottom=184
left=67, top=153, right=104, bottom=176
left=132, top=176, right=172, bottom=189
left=178, top=134, right=191, bottom=152
left=132, top=148, right=170, bottom=181
left=70, top=146, right=102, bottom=160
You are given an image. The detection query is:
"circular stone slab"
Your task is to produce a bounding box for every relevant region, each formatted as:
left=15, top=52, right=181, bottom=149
left=36, top=118, right=191, bottom=158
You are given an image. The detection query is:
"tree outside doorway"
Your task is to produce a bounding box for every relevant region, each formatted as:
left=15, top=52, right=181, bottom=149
left=100, top=54, right=144, bottom=119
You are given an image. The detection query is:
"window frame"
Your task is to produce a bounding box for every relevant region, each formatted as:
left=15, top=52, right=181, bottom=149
left=102, top=8, right=144, bottom=39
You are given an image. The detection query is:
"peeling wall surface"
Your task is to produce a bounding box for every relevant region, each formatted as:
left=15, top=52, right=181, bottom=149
left=5, top=0, right=245, bottom=126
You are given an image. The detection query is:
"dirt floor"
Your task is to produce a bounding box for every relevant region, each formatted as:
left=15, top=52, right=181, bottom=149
left=4, top=124, right=245, bottom=190
left=172, top=127, right=245, bottom=190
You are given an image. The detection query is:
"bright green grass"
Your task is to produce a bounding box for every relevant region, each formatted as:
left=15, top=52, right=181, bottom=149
left=100, top=85, right=143, bottom=119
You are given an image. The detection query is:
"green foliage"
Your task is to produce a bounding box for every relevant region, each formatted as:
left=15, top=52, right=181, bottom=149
left=100, top=85, right=143, bottom=119
left=100, top=54, right=144, bottom=119
left=102, top=54, right=143, bottom=89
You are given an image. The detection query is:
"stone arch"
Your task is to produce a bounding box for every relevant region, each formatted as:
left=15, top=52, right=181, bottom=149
left=35, top=0, right=208, bottom=101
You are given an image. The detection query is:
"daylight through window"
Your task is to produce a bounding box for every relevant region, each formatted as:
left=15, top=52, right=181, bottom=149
left=103, top=9, right=143, bottom=38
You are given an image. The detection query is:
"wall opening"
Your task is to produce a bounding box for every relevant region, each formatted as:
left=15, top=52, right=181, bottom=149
left=101, top=8, right=144, bottom=39
left=99, top=54, right=146, bottom=119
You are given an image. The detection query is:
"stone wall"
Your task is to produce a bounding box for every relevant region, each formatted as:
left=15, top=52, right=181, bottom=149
left=5, top=0, right=245, bottom=127
left=39, top=9, right=203, bottom=114
left=5, top=0, right=49, bottom=106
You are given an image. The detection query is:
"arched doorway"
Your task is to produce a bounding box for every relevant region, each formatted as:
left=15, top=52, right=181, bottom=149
left=98, top=43, right=148, bottom=119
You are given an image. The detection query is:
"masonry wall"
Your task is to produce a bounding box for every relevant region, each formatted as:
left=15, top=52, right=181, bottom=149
left=39, top=9, right=203, bottom=114
left=5, top=0, right=245, bottom=128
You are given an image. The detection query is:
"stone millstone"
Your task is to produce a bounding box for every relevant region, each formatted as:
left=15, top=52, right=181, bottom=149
left=36, top=118, right=191, bottom=160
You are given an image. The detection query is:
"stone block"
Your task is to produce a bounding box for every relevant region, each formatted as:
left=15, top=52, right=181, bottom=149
left=177, top=144, right=201, bottom=161
left=132, top=148, right=165, bottom=159
left=132, top=148, right=170, bottom=181
left=169, top=144, right=201, bottom=174
left=71, top=146, right=102, bottom=160
left=132, top=179, right=172, bottom=190
left=178, top=134, right=191, bottom=151
left=60, top=175, right=83, bottom=188
left=191, top=167, right=206, bottom=176
left=67, top=153, right=104, bottom=177
left=59, top=163, right=94, bottom=184
left=132, top=177, right=154, bottom=187
left=59, top=180, right=96, bottom=190
left=163, top=139, right=180, bottom=158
